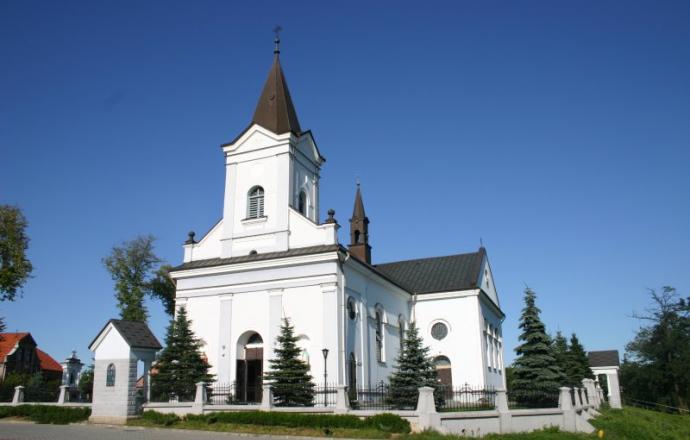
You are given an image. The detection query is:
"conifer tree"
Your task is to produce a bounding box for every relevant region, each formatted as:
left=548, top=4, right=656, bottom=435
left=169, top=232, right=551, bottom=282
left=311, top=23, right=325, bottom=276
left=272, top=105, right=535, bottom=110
left=512, top=288, right=564, bottom=401
left=151, top=306, right=213, bottom=401
left=552, top=331, right=572, bottom=384
left=264, top=318, right=315, bottom=406
left=566, top=333, right=594, bottom=386
left=389, top=321, right=440, bottom=409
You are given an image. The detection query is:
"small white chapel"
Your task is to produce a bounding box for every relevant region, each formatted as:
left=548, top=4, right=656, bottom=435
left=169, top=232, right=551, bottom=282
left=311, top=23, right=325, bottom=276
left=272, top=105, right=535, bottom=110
left=168, top=38, right=506, bottom=400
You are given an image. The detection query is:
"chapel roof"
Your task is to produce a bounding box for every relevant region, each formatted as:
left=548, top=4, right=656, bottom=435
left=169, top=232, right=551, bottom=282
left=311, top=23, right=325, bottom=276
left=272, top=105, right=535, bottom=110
left=588, top=350, right=620, bottom=367
left=374, top=248, right=486, bottom=294
left=90, top=320, right=162, bottom=350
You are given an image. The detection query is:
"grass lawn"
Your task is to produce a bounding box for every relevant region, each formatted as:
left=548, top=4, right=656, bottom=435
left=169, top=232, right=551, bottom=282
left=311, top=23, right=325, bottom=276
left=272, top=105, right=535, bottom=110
left=128, top=418, right=389, bottom=438
left=129, top=407, right=690, bottom=440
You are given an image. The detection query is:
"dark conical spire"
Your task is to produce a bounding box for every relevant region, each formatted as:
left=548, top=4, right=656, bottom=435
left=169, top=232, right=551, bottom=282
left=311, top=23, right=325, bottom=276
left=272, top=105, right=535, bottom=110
left=349, top=182, right=371, bottom=264
left=352, top=183, right=366, bottom=219
left=251, top=37, right=302, bottom=135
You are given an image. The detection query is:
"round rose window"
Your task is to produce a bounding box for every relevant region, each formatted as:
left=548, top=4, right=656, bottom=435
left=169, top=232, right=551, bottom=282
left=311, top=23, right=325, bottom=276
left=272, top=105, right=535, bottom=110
left=431, top=322, right=448, bottom=340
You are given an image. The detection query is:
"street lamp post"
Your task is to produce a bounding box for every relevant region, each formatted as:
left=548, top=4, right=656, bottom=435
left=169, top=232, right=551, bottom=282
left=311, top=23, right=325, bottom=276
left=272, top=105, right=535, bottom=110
left=322, top=348, right=329, bottom=406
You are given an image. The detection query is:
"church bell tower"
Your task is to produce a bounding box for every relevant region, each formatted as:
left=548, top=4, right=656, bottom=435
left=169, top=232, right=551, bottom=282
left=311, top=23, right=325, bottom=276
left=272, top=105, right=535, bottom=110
left=349, top=184, right=372, bottom=264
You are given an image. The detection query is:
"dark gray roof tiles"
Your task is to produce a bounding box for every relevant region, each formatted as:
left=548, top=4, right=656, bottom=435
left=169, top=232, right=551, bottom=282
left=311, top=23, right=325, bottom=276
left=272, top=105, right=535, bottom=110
left=374, top=248, right=486, bottom=294
left=171, top=244, right=340, bottom=272
left=90, top=320, right=162, bottom=350
left=588, top=350, right=620, bottom=367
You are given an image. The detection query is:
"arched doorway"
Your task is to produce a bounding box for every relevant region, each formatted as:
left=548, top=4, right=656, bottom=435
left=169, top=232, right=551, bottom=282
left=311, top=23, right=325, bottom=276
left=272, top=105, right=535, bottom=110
left=433, top=356, right=453, bottom=388
left=236, top=331, right=263, bottom=403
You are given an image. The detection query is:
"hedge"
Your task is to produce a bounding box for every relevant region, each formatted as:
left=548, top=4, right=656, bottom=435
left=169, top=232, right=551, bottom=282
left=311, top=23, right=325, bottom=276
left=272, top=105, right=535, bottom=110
left=0, top=405, right=91, bottom=424
left=142, top=410, right=411, bottom=433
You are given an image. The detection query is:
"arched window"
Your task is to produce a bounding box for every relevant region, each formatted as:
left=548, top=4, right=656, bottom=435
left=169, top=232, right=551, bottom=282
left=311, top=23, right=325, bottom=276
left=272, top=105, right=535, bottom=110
left=106, top=363, right=116, bottom=387
left=398, top=315, right=405, bottom=350
left=375, top=308, right=384, bottom=363
left=247, top=186, right=265, bottom=219
left=354, top=230, right=361, bottom=244
left=298, top=191, right=307, bottom=215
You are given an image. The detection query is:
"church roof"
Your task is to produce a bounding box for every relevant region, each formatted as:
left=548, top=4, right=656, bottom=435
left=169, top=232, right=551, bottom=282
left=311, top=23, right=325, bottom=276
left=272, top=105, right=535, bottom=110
left=36, top=348, right=62, bottom=372
left=588, top=350, right=620, bottom=367
left=251, top=53, right=301, bottom=135
left=170, top=244, right=340, bottom=272
left=352, top=185, right=366, bottom=219
left=374, top=248, right=486, bottom=294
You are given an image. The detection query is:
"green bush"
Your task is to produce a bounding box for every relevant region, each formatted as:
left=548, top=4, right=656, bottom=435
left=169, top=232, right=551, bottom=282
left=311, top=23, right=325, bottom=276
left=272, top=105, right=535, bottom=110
left=178, top=410, right=409, bottom=433
left=142, top=410, right=180, bottom=426
left=0, top=405, right=91, bottom=424
left=365, top=413, right=411, bottom=433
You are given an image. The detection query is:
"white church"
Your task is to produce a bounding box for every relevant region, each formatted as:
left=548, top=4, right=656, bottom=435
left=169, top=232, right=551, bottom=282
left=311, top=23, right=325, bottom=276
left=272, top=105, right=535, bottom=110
left=168, top=40, right=506, bottom=400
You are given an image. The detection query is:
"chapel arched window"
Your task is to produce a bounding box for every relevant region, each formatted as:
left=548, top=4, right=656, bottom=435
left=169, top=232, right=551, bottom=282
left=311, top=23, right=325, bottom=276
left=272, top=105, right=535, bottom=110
left=298, top=191, right=307, bottom=216
left=106, top=363, right=116, bottom=387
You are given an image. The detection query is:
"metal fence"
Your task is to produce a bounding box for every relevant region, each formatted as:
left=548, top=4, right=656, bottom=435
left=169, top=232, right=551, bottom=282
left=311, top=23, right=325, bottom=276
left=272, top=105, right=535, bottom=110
left=207, top=382, right=262, bottom=405
left=437, top=384, right=496, bottom=412
left=508, top=387, right=560, bottom=409
left=348, top=382, right=419, bottom=411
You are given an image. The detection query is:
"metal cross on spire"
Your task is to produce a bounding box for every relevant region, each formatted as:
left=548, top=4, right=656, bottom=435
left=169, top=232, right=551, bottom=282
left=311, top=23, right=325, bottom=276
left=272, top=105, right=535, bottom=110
left=273, top=25, right=282, bottom=55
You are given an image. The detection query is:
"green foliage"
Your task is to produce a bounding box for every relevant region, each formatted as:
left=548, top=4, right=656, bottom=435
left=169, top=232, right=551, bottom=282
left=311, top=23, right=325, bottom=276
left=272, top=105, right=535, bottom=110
left=78, top=365, right=94, bottom=401
left=24, top=372, right=60, bottom=402
left=0, top=205, right=33, bottom=301
left=141, top=410, right=410, bottom=433
left=151, top=306, right=214, bottom=401
left=148, top=264, right=176, bottom=317
left=0, top=372, right=31, bottom=402
left=591, top=406, right=690, bottom=440
left=623, top=286, right=690, bottom=410
left=142, top=410, right=180, bottom=426
left=366, top=413, right=411, bottom=433
left=389, top=321, right=440, bottom=409
left=565, top=334, right=594, bottom=386
left=0, top=405, right=91, bottom=424
left=263, top=318, right=315, bottom=406
left=512, top=288, right=564, bottom=398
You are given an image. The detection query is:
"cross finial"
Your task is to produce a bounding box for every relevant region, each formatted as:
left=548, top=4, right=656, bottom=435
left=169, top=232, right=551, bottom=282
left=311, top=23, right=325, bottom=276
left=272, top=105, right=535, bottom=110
left=273, top=25, right=282, bottom=55
left=356, top=176, right=360, bottom=188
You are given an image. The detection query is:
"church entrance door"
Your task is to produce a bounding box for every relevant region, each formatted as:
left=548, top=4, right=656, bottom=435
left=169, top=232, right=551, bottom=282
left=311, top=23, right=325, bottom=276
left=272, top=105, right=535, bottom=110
left=236, top=332, right=263, bottom=403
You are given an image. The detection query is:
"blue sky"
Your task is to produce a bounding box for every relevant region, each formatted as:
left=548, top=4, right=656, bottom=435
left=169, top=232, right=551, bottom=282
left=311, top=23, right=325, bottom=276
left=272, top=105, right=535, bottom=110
left=1, top=1, right=688, bottom=367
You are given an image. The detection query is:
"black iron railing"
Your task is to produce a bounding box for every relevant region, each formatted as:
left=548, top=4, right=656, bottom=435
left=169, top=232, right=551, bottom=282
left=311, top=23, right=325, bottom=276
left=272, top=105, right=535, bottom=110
left=437, top=384, right=496, bottom=412
left=508, top=387, right=560, bottom=409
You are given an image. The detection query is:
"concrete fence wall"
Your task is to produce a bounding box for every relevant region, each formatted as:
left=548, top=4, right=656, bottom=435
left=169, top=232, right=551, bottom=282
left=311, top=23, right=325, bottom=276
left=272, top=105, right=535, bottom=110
left=0, top=385, right=91, bottom=409
left=140, top=382, right=601, bottom=435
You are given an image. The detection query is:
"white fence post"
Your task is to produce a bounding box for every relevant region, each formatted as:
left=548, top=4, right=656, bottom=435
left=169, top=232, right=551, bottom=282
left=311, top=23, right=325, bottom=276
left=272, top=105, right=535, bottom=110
left=193, top=382, right=207, bottom=414
left=416, top=386, right=441, bottom=431
left=559, top=387, right=576, bottom=432
left=334, top=386, right=350, bottom=414
left=260, top=384, right=273, bottom=411
left=496, top=389, right=512, bottom=434
left=58, top=385, right=68, bottom=404
left=12, top=386, right=24, bottom=405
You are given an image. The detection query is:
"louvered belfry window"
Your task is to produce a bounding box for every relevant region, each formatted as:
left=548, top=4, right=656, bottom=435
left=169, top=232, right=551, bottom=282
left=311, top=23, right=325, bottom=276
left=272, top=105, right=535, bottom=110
left=247, top=186, right=265, bottom=219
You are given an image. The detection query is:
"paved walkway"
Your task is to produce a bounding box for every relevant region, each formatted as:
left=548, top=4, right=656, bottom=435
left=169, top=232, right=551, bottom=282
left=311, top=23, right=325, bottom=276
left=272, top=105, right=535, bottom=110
left=0, top=421, right=302, bottom=440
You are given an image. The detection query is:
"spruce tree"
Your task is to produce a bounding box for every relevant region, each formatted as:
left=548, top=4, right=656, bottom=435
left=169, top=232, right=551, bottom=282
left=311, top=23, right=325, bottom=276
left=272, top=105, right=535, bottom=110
left=512, top=288, right=564, bottom=403
left=566, top=333, right=594, bottom=386
left=389, top=321, right=440, bottom=409
left=264, top=318, right=315, bottom=406
left=151, top=306, right=214, bottom=401
left=552, top=331, right=571, bottom=385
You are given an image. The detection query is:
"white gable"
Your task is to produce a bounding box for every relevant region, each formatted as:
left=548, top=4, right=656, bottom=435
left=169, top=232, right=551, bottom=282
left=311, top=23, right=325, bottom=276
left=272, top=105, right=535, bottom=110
left=89, top=323, right=132, bottom=360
